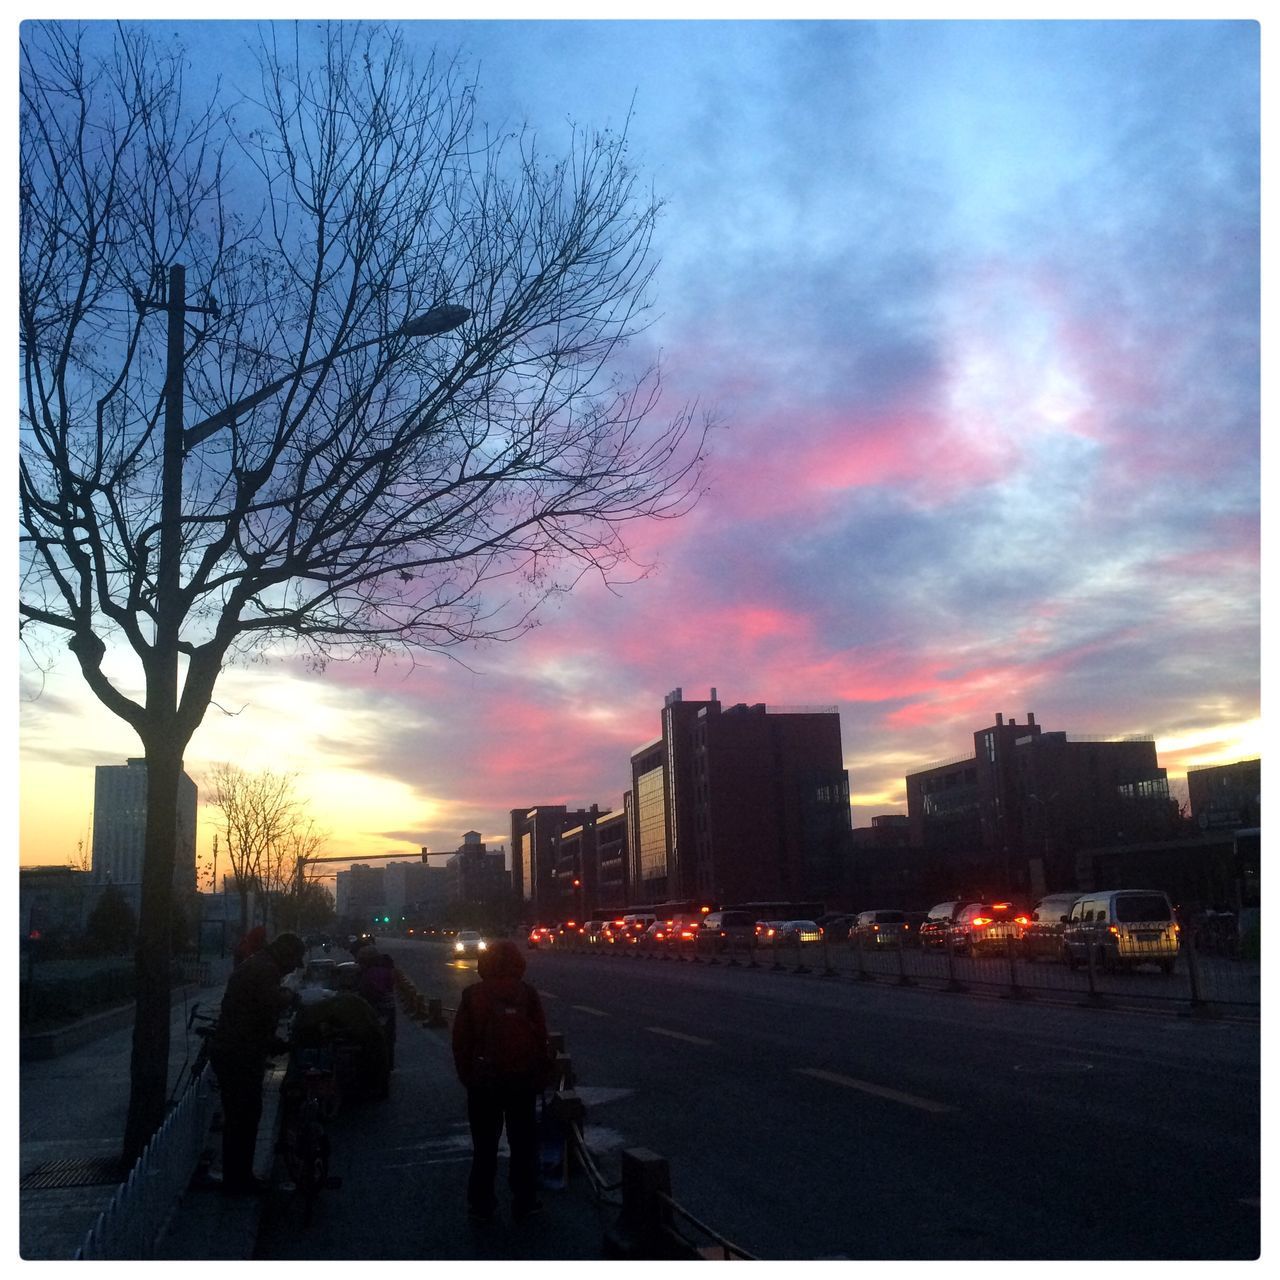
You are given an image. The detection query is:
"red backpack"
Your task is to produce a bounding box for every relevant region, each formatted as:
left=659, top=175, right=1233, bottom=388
left=470, top=983, right=550, bottom=1087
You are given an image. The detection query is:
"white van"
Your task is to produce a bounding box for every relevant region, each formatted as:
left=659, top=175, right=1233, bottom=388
left=1062, top=889, right=1179, bottom=973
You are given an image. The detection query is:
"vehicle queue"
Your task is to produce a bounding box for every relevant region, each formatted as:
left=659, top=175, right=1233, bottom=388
left=521, top=887, right=1184, bottom=974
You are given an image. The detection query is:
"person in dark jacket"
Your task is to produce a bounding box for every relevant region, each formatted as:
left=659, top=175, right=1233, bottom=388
left=451, top=938, right=550, bottom=1221
left=209, top=931, right=305, bottom=1193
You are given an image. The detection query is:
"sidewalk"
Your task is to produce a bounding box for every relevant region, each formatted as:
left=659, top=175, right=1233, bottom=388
left=18, top=956, right=235, bottom=1260
left=168, top=1004, right=614, bottom=1260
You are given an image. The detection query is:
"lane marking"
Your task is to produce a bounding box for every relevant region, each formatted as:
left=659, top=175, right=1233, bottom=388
left=647, top=1026, right=715, bottom=1046
left=538, top=990, right=560, bottom=999
left=795, top=1067, right=955, bottom=1113
left=571, top=1004, right=610, bottom=1017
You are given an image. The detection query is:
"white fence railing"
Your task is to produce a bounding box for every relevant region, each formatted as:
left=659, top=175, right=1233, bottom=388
left=74, top=1065, right=215, bottom=1260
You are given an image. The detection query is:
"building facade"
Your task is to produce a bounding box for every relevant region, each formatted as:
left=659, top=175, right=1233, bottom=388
left=905, top=711, right=1178, bottom=899
left=445, top=831, right=510, bottom=906
left=552, top=806, right=629, bottom=920
left=627, top=688, right=852, bottom=908
left=1186, top=758, right=1261, bottom=832
left=91, top=758, right=198, bottom=911
left=510, top=805, right=599, bottom=920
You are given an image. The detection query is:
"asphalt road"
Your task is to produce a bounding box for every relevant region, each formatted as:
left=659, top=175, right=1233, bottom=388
left=392, top=938, right=1260, bottom=1260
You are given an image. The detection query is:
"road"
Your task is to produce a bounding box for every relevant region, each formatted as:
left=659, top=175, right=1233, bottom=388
left=391, top=937, right=1259, bottom=1260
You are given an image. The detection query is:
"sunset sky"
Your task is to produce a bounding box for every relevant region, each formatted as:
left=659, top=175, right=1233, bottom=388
left=17, top=15, right=1261, bottom=884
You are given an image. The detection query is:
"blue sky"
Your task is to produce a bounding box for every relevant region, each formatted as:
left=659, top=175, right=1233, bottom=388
left=18, top=14, right=1261, bottom=874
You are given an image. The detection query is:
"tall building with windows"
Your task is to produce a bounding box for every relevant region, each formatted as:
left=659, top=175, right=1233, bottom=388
left=627, top=688, right=852, bottom=907
left=905, top=712, right=1178, bottom=899
left=510, top=805, right=598, bottom=920
left=445, top=830, right=510, bottom=906
left=91, top=757, right=198, bottom=911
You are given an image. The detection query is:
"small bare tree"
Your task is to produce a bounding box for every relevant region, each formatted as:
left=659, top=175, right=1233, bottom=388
left=20, top=21, right=707, bottom=1161
left=207, top=763, right=298, bottom=933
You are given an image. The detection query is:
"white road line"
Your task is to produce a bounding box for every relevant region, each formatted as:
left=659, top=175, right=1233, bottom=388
left=538, top=990, right=559, bottom=999
left=571, top=1004, right=610, bottom=1017
left=795, top=1067, right=955, bottom=1113
left=647, top=1026, right=714, bottom=1046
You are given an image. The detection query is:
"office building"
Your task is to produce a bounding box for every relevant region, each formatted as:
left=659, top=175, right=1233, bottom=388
left=510, top=804, right=599, bottom=920
left=554, top=806, right=629, bottom=920
left=445, top=831, right=510, bottom=906
left=905, top=711, right=1178, bottom=898
left=627, top=687, right=852, bottom=907
left=91, top=758, right=198, bottom=911
left=1187, top=759, right=1261, bottom=831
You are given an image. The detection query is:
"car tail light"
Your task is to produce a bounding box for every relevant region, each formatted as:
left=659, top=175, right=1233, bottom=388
left=972, top=917, right=992, bottom=928
left=872, top=923, right=879, bottom=932
left=1014, top=915, right=1030, bottom=926
left=1109, top=925, right=1120, bottom=935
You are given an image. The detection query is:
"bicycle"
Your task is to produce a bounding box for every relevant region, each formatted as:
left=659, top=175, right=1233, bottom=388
left=168, top=1001, right=219, bottom=1108
left=277, top=1043, right=343, bottom=1224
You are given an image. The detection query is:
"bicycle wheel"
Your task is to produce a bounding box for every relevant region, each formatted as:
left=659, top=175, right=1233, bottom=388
left=296, top=1119, right=330, bottom=1225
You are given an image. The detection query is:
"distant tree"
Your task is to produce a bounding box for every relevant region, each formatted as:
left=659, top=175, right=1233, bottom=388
left=19, top=20, right=706, bottom=1161
left=208, top=764, right=299, bottom=933
left=86, top=886, right=137, bottom=955
left=67, top=836, right=92, bottom=874
left=274, top=880, right=336, bottom=935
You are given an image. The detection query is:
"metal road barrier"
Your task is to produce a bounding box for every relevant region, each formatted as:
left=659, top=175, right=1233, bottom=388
left=563, top=924, right=1259, bottom=1016
left=603, top=1148, right=757, bottom=1260
left=75, top=1063, right=217, bottom=1260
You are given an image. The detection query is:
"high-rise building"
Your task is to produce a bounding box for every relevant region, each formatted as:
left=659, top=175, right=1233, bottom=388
left=905, top=711, right=1178, bottom=899
left=554, top=806, right=628, bottom=919
left=335, top=864, right=386, bottom=922
left=627, top=688, right=852, bottom=907
left=510, top=805, right=598, bottom=919
left=91, top=758, right=197, bottom=910
left=445, top=831, right=510, bottom=906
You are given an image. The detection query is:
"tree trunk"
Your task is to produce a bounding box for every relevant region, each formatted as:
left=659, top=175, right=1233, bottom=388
left=120, top=734, right=181, bottom=1165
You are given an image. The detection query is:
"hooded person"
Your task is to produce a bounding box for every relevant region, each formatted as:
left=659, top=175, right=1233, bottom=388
left=451, top=938, right=551, bottom=1222
left=209, top=931, right=306, bottom=1193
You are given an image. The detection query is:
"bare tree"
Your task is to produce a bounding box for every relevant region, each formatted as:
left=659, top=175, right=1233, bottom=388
left=19, top=20, right=707, bottom=1161
left=207, top=763, right=299, bottom=933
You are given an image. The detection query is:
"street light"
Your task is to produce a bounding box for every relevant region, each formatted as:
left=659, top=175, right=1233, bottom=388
left=142, top=261, right=467, bottom=892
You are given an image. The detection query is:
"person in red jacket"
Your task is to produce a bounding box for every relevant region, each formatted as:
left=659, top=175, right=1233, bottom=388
left=451, top=938, right=551, bottom=1222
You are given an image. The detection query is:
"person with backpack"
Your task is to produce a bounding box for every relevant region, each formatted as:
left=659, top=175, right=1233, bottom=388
left=451, top=938, right=552, bottom=1222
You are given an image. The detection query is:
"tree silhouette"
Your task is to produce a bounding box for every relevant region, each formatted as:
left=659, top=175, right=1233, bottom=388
left=20, top=21, right=707, bottom=1161
left=85, top=885, right=138, bottom=956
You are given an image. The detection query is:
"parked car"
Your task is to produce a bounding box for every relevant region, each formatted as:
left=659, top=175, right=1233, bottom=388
left=850, top=909, right=910, bottom=946
left=919, top=901, right=963, bottom=948
left=947, top=901, right=1029, bottom=957
left=777, top=920, right=824, bottom=946
left=700, top=910, right=757, bottom=952
left=618, top=913, right=656, bottom=944
left=1021, top=893, right=1084, bottom=962
left=599, top=917, right=628, bottom=944
left=1062, top=889, right=1180, bottom=974
left=639, top=920, right=674, bottom=950
left=454, top=929, right=487, bottom=957
left=583, top=919, right=610, bottom=945
left=527, top=925, right=554, bottom=949
left=816, top=913, right=855, bottom=943
left=755, top=920, right=786, bottom=947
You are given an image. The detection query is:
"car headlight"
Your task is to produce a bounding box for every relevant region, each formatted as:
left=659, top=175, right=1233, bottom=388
left=454, top=941, right=463, bottom=952
left=477, top=940, right=487, bottom=950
